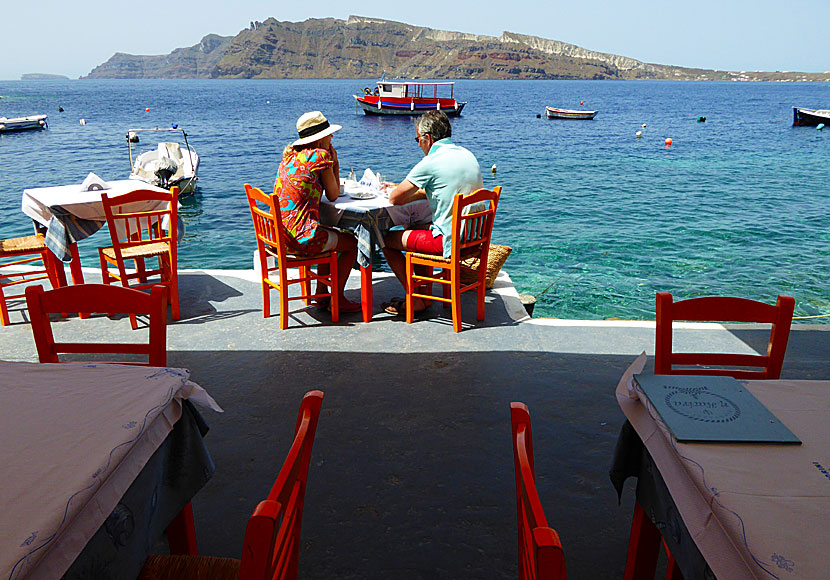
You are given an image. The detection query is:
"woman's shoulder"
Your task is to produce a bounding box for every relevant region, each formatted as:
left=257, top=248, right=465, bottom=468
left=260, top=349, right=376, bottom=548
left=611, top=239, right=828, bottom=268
left=305, top=147, right=332, bottom=163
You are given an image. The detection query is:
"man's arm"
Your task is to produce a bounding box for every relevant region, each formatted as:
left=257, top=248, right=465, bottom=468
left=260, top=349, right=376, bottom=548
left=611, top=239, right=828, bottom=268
left=388, top=179, right=427, bottom=206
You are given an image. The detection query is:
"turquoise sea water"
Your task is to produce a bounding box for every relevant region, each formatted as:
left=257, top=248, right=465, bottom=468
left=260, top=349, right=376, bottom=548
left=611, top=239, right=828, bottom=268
left=1, top=79, right=828, bottom=321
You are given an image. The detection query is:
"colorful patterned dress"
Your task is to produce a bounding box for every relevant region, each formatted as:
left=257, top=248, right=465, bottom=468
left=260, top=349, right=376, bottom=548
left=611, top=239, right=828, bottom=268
left=274, top=147, right=333, bottom=254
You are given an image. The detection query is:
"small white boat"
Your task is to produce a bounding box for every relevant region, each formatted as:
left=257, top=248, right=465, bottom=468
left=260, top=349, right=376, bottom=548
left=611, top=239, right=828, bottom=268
left=126, top=127, right=199, bottom=196
left=0, top=114, right=48, bottom=133
left=545, top=107, right=597, bottom=120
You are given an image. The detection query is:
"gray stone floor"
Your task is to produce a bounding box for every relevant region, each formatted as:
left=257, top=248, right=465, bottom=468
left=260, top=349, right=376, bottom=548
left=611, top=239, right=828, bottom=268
left=2, top=269, right=828, bottom=579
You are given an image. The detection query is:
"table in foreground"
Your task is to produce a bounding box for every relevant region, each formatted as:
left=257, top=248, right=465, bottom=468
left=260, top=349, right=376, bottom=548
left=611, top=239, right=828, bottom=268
left=0, top=361, right=221, bottom=580
left=611, top=355, right=830, bottom=580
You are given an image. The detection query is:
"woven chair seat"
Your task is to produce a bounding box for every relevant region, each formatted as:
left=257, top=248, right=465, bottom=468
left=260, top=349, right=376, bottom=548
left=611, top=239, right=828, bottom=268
left=138, top=554, right=241, bottom=580
left=101, top=241, right=170, bottom=261
left=0, top=235, right=46, bottom=256
left=263, top=245, right=331, bottom=261
left=410, top=251, right=451, bottom=263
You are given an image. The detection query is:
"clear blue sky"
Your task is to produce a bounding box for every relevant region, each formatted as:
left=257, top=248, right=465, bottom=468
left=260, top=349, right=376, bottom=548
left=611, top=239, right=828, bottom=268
left=2, top=0, right=828, bottom=80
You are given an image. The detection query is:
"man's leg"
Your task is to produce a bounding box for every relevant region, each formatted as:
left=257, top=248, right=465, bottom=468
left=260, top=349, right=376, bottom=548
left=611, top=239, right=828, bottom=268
left=382, top=230, right=428, bottom=312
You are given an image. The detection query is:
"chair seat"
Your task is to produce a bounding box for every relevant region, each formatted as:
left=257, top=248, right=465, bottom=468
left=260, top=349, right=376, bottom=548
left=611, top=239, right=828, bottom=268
left=138, top=554, right=241, bottom=580
left=263, top=244, right=331, bottom=261
left=409, top=250, right=451, bottom=263
left=0, top=235, right=46, bottom=256
left=101, top=241, right=170, bottom=261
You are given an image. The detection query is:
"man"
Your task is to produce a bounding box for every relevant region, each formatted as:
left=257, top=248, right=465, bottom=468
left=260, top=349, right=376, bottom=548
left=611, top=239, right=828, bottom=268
left=381, top=110, right=483, bottom=315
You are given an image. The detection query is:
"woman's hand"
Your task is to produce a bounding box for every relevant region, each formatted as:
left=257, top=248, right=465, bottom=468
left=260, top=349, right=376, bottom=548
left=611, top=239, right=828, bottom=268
left=328, top=144, right=340, bottom=180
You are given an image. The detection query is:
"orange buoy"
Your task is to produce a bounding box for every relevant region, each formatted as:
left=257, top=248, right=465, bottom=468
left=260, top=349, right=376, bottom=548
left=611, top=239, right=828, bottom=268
left=145, top=108, right=150, bottom=112
left=580, top=101, right=584, bottom=105
left=665, top=138, right=673, bottom=146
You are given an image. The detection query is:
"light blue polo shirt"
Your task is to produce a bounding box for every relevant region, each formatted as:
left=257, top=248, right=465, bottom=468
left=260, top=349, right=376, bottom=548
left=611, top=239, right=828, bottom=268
left=405, top=138, right=483, bottom=258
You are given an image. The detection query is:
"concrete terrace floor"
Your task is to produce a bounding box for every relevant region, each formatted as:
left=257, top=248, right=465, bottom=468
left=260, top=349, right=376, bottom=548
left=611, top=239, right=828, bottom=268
left=2, top=268, right=829, bottom=580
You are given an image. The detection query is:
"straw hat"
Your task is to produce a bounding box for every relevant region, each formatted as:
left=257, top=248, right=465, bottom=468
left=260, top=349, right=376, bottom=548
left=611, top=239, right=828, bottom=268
left=292, top=111, right=341, bottom=146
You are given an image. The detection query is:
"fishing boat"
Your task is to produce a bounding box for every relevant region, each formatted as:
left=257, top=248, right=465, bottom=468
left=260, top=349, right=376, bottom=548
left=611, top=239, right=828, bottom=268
left=792, top=107, right=830, bottom=126
left=0, top=114, right=48, bottom=133
left=126, top=127, right=199, bottom=196
left=545, top=107, right=597, bottom=120
left=354, top=80, right=466, bottom=116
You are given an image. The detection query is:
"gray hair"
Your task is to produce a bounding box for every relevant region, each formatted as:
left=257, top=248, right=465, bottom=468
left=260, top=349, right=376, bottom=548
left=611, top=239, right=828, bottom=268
left=417, top=110, right=452, bottom=141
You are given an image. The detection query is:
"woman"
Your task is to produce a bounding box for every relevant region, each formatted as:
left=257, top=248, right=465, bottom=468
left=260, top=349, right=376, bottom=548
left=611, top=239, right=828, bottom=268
left=274, top=111, right=360, bottom=312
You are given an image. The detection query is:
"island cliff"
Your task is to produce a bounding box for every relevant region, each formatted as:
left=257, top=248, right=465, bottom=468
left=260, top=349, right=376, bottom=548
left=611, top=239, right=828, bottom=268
left=83, top=16, right=830, bottom=82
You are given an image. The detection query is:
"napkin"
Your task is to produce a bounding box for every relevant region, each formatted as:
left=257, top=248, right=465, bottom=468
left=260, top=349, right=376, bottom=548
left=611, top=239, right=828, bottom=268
left=80, top=172, right=111, bottom=192
left=358, top=168, right=381, bottom=194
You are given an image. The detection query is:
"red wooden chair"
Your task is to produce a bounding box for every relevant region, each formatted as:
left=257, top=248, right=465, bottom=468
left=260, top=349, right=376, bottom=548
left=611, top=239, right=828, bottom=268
left=139, top=390, right=324, bottom=580
left=0, top=233, right=60, bottom=326
left=511, top=402, right=566, bottom=580
left=25, top=283, right=168, bottom=366
left=99, top=187, right=180, bottom=330
left=245, top=184, right=339, bottom=329
left=405, top=186, right=501, bottom=332
left=655, top=291, right=795, bottom=379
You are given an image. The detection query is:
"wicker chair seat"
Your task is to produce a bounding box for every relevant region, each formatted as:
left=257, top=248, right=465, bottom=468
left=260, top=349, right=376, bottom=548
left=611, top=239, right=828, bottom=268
left=0, top=235, right=46, bottom=256
left=101, top=241, right=170, bottom=261
left=138, top=554, right=241, bottom=580
left=263, top=245, right=330, bottom=261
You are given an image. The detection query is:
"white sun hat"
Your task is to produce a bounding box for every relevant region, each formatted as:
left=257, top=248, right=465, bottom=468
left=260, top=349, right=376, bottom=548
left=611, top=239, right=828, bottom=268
left=292, top=111, right=342, bottom=146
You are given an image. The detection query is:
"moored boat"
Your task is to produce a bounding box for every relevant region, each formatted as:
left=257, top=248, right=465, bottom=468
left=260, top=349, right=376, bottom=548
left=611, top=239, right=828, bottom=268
left=792, top=107, right=830, bottom=126
left=0, top=114, right=48, bottom=133
left=545, top=107, right=597, bottom=120
left=354, top=80, right=466, bottom=116
left=126, top=127, right=199, bottom=196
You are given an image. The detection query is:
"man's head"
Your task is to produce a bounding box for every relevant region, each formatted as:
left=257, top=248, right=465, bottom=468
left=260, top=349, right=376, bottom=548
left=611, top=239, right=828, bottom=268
left=415, top=111, right=451, bottom=155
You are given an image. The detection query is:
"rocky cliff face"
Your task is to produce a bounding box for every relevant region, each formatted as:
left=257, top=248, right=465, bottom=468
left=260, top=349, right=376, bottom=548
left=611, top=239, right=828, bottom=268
left=84, top=34, right=232, bottom=79
left=84, top=16, right=830, bottom=82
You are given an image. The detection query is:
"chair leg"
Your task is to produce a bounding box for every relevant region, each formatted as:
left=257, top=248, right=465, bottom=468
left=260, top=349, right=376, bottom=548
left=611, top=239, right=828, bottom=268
left=300, top=266, right=311, bottom=305
left=450, top=272, right=462, bottom=332
left=279, top=272, right=289, bottom=330
left=476, top=273, right=486, bottom=321
left=406, top=256, right=415, bottom=324
left=262, top=281, right=271, bottom=318
left=166, top=501, right=198, bottom=555
left=0, top=282, right=9, bottom=326
left=442, top=269, right=451, bottom=307
left=623, top=501, right=661, bottom=580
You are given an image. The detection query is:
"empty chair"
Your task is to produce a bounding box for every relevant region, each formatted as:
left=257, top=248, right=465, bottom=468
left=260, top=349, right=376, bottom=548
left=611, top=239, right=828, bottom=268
left=406, top=186, right=501, bottom=332
left=655, top=291, right=795, bottom=379
left=0, top=233, right=60, bottom=326
left=510, top=402, right=566, bottom=580
left=139, top=390, right=324, bottom=580
left=98, top=187, right=180, bottom=329
left=245, top=184, right=339, bottom=329
left=25, top=283, right=167, bottom=366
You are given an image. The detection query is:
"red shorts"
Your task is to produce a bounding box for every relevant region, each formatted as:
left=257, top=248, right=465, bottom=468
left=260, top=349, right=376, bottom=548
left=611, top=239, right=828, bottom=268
left=405, top=229, right=444, bottom=254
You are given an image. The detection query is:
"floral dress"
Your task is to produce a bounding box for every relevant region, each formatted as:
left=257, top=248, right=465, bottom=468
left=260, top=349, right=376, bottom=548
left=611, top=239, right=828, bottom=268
left=274, top=147, right=333, bottom=254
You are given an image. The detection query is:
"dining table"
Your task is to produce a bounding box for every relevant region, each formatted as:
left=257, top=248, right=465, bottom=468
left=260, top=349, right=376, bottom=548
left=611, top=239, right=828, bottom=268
left=21, top=179, right=172, bottom=287
left=610, top=354, right=830, bottom=580
left=320, top=185, right=432, bottom=322
left=0, top=360, right=222, bottom=580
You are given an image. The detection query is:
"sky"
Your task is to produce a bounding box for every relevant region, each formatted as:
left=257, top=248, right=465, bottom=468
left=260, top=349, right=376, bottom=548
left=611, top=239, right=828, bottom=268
left=2, top=0, right=829, bottom=80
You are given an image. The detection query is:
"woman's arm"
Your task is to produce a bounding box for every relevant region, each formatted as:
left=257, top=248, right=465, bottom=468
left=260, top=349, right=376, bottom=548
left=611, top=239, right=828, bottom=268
left=321, top=145, right=341, bottom=201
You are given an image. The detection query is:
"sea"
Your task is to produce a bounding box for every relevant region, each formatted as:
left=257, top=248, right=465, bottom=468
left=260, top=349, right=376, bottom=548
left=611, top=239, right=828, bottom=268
left=1, top=79, right=828, bottom=321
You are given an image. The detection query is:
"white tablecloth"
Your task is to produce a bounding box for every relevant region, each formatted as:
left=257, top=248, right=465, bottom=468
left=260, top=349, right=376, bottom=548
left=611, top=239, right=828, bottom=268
left=0, top=361, right=221, bottom=580
left=21, top=179, right=169, bottom=227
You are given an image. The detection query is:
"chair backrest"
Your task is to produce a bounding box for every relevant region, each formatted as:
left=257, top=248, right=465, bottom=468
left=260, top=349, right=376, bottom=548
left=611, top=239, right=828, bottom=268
left=239, top=390, right=324, bottom=580
left=25, top=284, right=168, bottom=366
left=245, top=184, right=287, bottom=265
left=450, top=186, right=501, bottom=263
left=101, top=187, right=179, bottom=268
left=655, top=291, right=795, bottom=379
left=510, top=402, right=566, bottom=580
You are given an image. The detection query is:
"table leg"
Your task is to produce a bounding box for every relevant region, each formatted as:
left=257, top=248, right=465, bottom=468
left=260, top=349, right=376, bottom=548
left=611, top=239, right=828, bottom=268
left=67, top=243, right=90, bottom=319
left=166, top=501, right=199, bottom=555
left=360, top=259, right=373, bottom=323
left=624, top=500, right=661, bottom=580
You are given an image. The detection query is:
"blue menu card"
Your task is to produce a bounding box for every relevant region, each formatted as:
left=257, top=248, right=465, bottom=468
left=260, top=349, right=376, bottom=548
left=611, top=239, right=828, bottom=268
left=633, top=374, right=801, bottom=444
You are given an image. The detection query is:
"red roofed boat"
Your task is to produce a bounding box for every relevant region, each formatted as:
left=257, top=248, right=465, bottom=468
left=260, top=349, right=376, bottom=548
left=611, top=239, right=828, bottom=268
left=354, top=80, right=466, bottom=116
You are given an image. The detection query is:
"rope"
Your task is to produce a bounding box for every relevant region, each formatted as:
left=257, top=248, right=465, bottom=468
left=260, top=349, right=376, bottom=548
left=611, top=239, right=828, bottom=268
left=793, top=313, right=830, bottom=320
left=536, top=263, right=583, bottom=298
